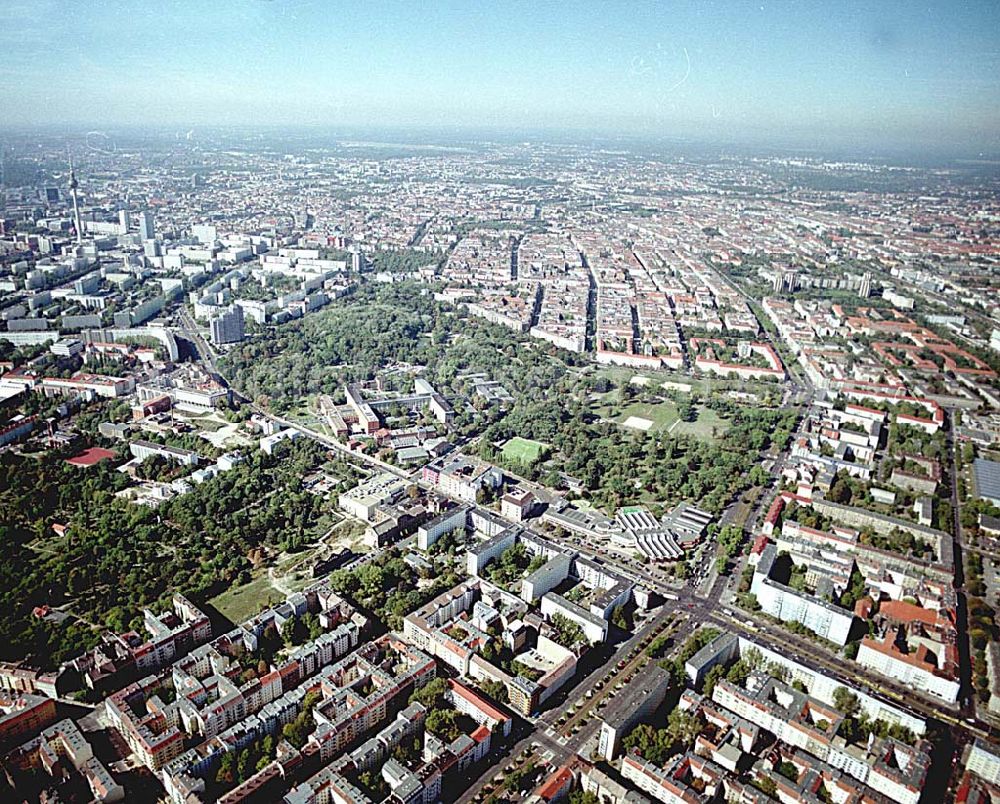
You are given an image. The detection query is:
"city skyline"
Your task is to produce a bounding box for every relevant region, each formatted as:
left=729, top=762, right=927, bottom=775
left=2, top=1, right=999, bottom=153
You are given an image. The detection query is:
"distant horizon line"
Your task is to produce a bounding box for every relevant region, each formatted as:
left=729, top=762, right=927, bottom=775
left=1, top=122, right=998, bottom=165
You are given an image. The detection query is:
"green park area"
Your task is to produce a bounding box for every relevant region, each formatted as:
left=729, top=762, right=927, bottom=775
left=501, top=436, right=549, bottom=465
left=208, top=572, right=282, bottom=626
left=609, top=400, right=680, bottom=433
left=670, top=406, right=730, bottom=440
left=591, top=397, right=729, bottom=441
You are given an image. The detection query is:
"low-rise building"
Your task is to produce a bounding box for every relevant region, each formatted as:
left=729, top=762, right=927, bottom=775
left=259, top=428, right=301, bottom=455
left=42, top=373, right=135, bottom=399
left=339, top=472, right=412, bottom=522
left=130, top=439, right=201, bottom=466
left=50, top=336, right=85, bottom=357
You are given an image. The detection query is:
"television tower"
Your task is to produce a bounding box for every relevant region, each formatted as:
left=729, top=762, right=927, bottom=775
left=68, top=156, right=84, bottom=244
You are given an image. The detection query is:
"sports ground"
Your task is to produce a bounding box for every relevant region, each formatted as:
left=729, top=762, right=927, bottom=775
left=501, top=436, right=549, bottom=464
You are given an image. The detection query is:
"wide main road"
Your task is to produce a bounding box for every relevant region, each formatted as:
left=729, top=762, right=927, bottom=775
left=946, top=410, right=975, bottom=716
left=702, top=601, right=995, bottom=740
left=452, top=608, right=684, bottom=804
left=173, top=307, right=225, bottom=379
left=264, top=410, right=411, bottom=480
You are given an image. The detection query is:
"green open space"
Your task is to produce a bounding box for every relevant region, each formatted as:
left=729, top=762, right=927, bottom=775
left=671, top=406, right=730, bottom=440
left=502, top=436, right=549, bottom=465
left=189, top=414, right=227, bottom=433
left=325, top=518, right=371, bottom=553
left=208, top=572, right=282, bottom=625
left=590, top=396, right=729, bottom=442
left=610, top=400, right=681, bottom=432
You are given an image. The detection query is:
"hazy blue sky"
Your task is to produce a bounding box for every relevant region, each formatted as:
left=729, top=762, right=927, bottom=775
left=2, top=0, right=999, bottom=150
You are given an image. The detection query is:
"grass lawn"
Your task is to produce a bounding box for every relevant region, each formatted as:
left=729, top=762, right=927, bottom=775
left=271, top=549, right=324, bottom=594
left=612, top=401, right=680, bottom=433
left=326, top=518, right=370, bottom=552
left=592, top=398, right=728, bottom=441
left=281, top=398, right=320, bottom=425
left=671, top=406, right=730, bottom=440
left=171, top=410, right=226, bottom=432
left=189, top=413, right=228, bottom=432
left=592, top=365, right=646, bottom=385
left=502, top=436, right=549, bottom=465
left=312, top=419, right=333, bottom=437
left=208, top=572, right=282, bottom=625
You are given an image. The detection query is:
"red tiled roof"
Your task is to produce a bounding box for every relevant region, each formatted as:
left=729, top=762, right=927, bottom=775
left=862, top=636, right=937, bottom=672
left=537, top=766, right=573, bottom=801
left=447, top=679, right=509, bottom=724
left=879, top=600, right=941, bottom=627
left=764, top=496, right=785, bottom=525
